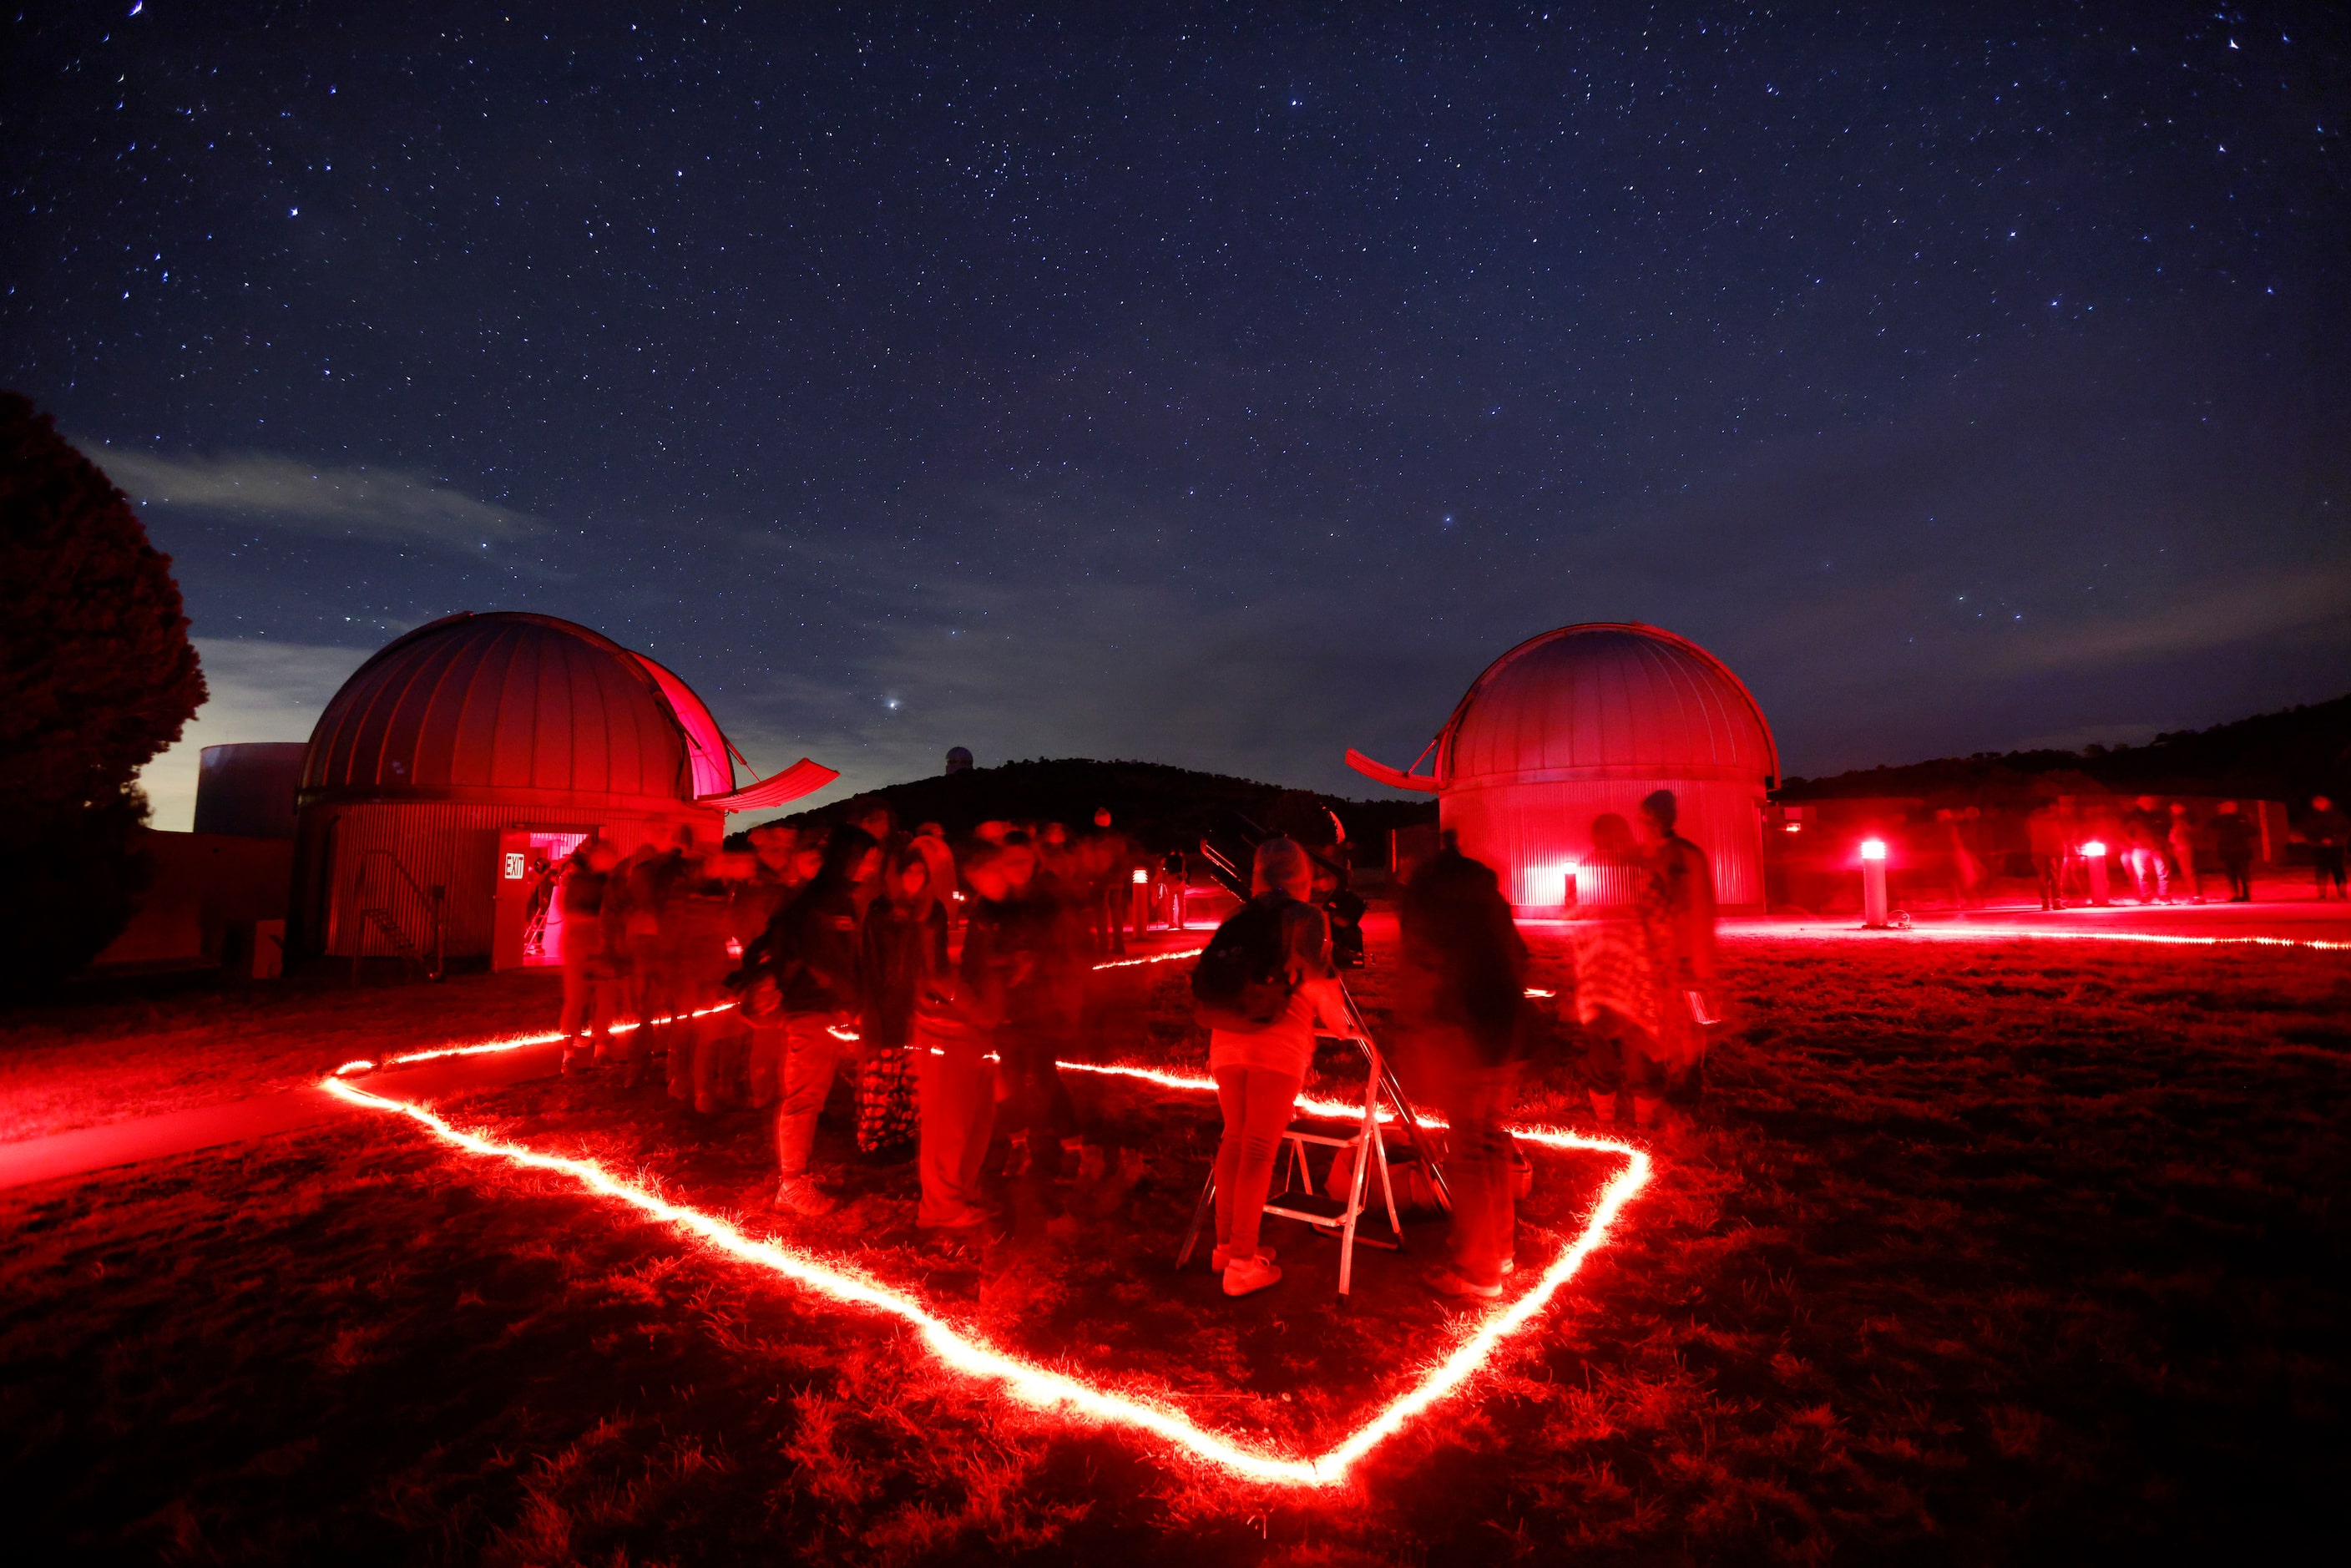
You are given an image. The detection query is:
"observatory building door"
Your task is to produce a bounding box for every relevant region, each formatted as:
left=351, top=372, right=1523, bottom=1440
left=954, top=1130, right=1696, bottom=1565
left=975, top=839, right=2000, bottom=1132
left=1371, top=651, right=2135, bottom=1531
left=493, top=828, right=593, bottom=971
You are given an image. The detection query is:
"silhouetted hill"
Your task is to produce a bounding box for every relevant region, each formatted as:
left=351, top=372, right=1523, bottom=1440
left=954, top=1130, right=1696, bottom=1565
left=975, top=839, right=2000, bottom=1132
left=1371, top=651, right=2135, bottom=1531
left=762, top=757, right=1435, bottom=855
left=1779, top=694, right=2351, bottom=805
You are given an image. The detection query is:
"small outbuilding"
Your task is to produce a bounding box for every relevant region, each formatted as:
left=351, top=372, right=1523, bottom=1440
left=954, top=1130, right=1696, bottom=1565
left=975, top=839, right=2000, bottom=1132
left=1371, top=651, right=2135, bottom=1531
left=1347, top=622, right=1778, bottom=913
left=291, top=611, right=835, bottom=967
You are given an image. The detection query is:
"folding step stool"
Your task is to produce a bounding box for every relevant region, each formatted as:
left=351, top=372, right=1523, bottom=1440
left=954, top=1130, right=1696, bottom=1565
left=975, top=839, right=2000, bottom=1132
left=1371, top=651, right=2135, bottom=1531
left=1178, top=1038, right=1409, bottom=1299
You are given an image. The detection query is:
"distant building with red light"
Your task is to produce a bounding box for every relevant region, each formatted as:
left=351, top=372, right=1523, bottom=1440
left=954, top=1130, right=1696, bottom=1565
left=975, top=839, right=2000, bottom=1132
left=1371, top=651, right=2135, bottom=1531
left=1348, top=622, right=1777, bottom=913
left=291, top=611, right=835, bottom=967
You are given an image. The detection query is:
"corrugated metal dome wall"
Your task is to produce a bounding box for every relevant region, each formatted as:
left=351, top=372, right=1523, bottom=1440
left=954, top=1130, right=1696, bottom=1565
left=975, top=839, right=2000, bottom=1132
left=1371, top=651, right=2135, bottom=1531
left=301, top=612, right=695, bottom=802
left=1432, top=624, right=1777, bottom=913
left=1440, top=624, right=1777, bottom=785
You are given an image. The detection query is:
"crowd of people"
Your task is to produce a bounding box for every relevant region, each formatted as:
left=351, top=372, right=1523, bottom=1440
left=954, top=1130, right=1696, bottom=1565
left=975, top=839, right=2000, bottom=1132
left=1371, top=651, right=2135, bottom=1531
left=549, top=802, right=1152, bottom=1234
left=2022, top=795, right=2270, bottom=908
left=538, top=790, right=1734, bottom=1306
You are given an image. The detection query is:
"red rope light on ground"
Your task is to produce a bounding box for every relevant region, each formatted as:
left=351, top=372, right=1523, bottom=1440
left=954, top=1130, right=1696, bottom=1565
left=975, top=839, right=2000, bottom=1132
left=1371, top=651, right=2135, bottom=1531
left=333, top=949, right=1202, bottom=1081
left=1090, top=945, right=1208, bottom=969
left=1722, top=925, right=2351, bottom=953
left=321, top=1059, right=1649, bottom=1486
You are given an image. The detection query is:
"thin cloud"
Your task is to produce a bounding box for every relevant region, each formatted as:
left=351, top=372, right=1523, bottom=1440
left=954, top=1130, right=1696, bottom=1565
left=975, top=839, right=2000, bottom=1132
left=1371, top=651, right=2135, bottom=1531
left=135, top=638, right=373, bottom=831
left=1990, top=568, right=2351, bottom=672
left=92, top=448, right=546, bottom=549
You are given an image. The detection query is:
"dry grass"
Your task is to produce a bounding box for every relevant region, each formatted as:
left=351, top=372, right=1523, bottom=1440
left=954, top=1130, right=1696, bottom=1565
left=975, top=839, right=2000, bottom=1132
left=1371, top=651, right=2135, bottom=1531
left=5, top=931, right=2348, bottom=1563
left=0, top=968, right=560, bottom=1141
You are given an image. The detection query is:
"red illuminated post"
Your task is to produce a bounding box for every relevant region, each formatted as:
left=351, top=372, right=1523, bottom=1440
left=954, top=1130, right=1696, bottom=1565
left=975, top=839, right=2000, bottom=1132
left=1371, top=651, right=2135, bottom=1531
left=2081, top=840, right=2111, bottom=906
left=1860, top=838, right=1890, bottom=928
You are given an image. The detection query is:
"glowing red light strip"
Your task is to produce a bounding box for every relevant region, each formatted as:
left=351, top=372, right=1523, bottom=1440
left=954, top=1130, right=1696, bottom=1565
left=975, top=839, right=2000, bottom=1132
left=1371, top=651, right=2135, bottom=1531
left=1722, top=925, right=2351, bottom=953
left=1090, top=945, right=1207, bottom=970
left=322, top=1060, right=1647, bottom=1485
left=333, top=1004, right=741, bottom=1080
left=332, top=948, right=1204, bottom=1080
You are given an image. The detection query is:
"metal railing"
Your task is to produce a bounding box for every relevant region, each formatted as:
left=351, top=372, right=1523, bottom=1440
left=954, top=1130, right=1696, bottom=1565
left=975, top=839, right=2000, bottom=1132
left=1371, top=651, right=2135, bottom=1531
left=349, top=848, right=447, bottom=984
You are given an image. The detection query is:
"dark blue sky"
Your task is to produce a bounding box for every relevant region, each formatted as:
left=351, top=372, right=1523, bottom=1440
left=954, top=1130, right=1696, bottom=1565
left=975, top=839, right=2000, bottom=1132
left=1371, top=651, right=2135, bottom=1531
left=5, top=3, right=2345, bottom=822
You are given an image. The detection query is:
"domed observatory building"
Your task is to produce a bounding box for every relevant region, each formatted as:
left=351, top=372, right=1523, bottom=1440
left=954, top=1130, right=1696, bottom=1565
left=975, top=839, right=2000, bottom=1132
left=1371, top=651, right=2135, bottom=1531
left=1347, top=623, right=1778, bottom=913
left=292, top=612, right=837, bottom=969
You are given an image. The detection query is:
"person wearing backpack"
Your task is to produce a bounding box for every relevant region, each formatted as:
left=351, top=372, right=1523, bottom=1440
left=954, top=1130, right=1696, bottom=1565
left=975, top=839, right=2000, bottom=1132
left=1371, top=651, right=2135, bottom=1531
left=1398, top=832, right=1529, bottom=1301
left=1191, top=837, right=1352, bottom=1297
left=737, top=825, right=879, bottom=1218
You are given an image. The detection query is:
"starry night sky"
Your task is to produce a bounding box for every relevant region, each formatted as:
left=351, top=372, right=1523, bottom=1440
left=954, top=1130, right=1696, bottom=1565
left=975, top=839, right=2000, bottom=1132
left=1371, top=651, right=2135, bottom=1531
left=4, top=3, right=2346, bottom=827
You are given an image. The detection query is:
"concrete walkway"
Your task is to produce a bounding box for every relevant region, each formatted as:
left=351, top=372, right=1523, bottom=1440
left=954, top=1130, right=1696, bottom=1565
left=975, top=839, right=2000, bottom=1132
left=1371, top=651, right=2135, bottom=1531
left=0, top=1036, right=570, bottom=1194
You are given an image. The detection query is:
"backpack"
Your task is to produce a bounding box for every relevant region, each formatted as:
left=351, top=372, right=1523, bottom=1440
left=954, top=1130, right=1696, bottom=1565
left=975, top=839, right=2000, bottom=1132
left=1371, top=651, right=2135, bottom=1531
left=1191, top=893, right=1298, bottom=1033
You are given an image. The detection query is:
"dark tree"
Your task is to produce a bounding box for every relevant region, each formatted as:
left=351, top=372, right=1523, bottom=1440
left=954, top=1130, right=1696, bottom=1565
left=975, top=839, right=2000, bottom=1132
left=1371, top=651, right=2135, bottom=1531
left=0, top=392, right=205, bottom=989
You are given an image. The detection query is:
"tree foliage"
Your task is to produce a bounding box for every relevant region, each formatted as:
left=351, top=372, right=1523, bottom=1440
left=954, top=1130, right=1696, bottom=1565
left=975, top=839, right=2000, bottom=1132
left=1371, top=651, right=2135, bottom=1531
left=0, top=392, right=206, bottom=987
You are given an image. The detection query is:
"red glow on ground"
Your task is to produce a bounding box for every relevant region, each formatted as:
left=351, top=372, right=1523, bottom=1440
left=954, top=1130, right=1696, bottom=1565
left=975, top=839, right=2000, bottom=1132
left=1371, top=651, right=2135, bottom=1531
left=324, top=1039, right=1650, bottom=1486
left=1089, top=944, right=1208, bottom=969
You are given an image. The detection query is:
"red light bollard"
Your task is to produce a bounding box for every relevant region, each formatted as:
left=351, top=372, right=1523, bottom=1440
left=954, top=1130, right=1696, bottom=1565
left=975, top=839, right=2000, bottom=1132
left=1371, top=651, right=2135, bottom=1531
left=1861, top=838, right=1891, bottom=928
left=2081, top=841, right=2111, bottom=906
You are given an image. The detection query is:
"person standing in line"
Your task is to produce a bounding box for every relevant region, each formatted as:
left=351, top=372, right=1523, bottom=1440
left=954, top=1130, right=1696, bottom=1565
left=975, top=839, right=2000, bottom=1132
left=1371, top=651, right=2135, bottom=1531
left=1936, top=807, right=1982, bottom=911
left=1194, top=837, right=1353, bottom=1298
left=2306, top=795, right=2349, bottom=900
left=857, top=847, right=949, bottom=1171
left=1575, top=814, right=1671, bottom=1129
left=2123, top=796, right=2172, bottom=904
left=844, top=798, right=902, bottom=918
left=680, top=847, right=752, bottom=1113
left=1398, top=831, right=1529, bottom=1300
left=1084, top=807, right=1131, bottom=956
left=2027, top=800, right=2068, bottom=910
left=1637, top=789, right=1718, bottom=1110
left=600, top=844, right=659, bottom=1086
left=732, top=827, right=801, bottom=1109
left=909, top=844, right=999, bottom=1234
left=2167, top=801, right=2207, bottom=905
left=2213, top=801, right=2257, bottom=903
left=746, top=826, right=879, bottom=1217
left=557, top=837, right=622, bottom=1073
left=908, top=822, right=958, bottom=930
left=642, top=826, right=713, bottom=1103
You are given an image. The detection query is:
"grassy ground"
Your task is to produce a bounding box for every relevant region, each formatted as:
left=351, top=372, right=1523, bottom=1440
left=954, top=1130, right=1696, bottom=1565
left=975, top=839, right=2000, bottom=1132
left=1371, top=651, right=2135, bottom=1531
left=5, top=931, right=2348, bottom=1563
left=0, top=967, right=560, bottom=1141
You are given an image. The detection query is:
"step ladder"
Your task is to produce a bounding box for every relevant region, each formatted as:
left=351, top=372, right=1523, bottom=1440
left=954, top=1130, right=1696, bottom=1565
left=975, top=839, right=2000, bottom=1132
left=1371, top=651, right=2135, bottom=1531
left=1193, top=829, right=1452, bottom=1213
left=1178, top=1035, right=1409, bottom=1300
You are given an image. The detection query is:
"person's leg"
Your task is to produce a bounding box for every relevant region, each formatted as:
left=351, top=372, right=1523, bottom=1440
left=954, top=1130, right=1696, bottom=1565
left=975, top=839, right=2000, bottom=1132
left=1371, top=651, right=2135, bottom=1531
left=692, top=999, right=734, bottom=1113
left=1457, top=1062, right=1514, bottom=1278
left=1221, top=1066, right=1303, bottom=1266
left=662, top=958, right=697, bottom=1101
left=1585, top=1014, right=1625, bottom=1123
left=995, top=1027, right=1044, bottom=1176
left=1211, top=1065, right=1248, bottom=1254
left=559, top=953, right=591, bottom=1065
left=1625, top=1031, right=1671, bottom=1128
left=745, top=1023, right=784, bottom=1109
left=773, top=1014, right=845, bottom=1183
left=1440, top=1060, right=1519, bottom=1287
left=918, top=1037, right=996, bottom=1227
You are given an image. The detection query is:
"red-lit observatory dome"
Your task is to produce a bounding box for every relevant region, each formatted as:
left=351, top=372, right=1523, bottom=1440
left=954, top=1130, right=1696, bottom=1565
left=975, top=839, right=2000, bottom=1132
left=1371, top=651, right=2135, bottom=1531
left=301, top=611, right=735, bottom=807
left=292, top=612, right=837, bottom=965
left=1349, top=623, right=1778, bottom=911
left=1438, top=624, right=1776, bottom=787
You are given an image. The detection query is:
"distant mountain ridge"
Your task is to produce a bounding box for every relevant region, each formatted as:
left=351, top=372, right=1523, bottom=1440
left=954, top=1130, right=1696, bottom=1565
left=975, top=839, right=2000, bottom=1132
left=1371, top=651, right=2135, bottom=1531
left=764, top=756, right=1435, bottom=852
left=1779, top=693, right=2351, bottom=805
